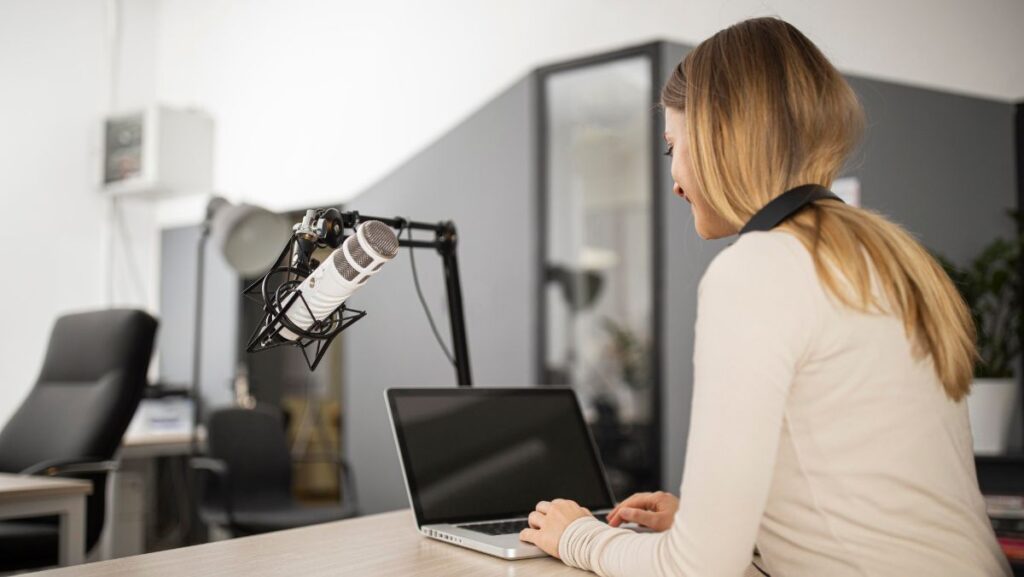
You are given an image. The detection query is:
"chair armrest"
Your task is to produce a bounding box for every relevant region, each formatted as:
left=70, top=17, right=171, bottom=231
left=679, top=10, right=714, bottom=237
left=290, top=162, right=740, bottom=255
left=291, top=455, right=358, bottom=516
left=190, top=457, right=228, bottom=476
left=20, top=457, right=119, bottom=477
left=189, top=457, right=238, bottom=533
left=337, top=458, right=359, bottom=517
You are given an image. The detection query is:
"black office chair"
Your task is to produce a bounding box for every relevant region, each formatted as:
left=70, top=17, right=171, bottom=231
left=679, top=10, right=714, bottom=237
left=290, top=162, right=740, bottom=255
left=193, top=406, right=358, bottom=537
left=0, top=309, right=157, bottom=571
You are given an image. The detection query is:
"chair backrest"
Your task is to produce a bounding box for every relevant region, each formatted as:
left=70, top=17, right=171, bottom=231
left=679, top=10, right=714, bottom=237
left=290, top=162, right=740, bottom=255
left=0, top=308, right=158, bottom=548
left=206, top=406, right=294, bottom=507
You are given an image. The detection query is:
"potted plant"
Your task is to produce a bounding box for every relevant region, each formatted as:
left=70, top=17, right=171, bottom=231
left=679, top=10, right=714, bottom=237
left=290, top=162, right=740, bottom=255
left=936, top=211, right=1022, bottom=454
left=599, top=318, right=652, bottom=423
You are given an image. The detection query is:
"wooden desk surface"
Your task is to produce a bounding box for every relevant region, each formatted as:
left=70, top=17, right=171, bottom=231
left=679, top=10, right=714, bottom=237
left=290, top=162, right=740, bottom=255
left=0, top=473, right=92, bottom=503
left=30, top=509, right=591, bottom=577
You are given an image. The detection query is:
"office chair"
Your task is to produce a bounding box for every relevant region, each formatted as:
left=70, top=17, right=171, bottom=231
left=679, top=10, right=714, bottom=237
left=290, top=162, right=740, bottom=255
left=0, top=309, right=158, bottom=571
left=192, top=406, right=359, bottom=537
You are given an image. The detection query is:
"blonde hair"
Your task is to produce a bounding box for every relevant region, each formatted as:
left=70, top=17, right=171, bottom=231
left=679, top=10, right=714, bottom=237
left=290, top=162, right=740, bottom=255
left=662, top=17, right=976, bottom=400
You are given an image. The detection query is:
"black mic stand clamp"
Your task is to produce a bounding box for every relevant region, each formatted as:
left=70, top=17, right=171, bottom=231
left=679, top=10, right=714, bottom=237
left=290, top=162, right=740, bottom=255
left=290, top=208, right=345, bottom=274
left=243, top=209, right=473, bottom=387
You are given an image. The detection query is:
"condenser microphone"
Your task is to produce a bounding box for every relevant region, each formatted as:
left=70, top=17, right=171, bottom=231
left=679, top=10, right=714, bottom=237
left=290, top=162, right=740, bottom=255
left=278, top=220, right=399, bottom=340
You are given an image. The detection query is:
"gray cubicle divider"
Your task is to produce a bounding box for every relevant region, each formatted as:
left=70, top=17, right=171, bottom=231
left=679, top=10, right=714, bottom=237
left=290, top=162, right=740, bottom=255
left=342, top=75, right=537, bottom=514
left=158, top=225, right=239, bottom=415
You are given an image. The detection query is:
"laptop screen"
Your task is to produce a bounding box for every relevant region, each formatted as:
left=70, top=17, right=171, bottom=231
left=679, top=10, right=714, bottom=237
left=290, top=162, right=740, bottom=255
left=386, top=388, right=616, bottom=526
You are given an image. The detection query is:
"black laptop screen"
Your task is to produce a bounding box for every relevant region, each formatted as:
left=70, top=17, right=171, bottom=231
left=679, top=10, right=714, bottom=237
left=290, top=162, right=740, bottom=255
left=387, top=388, right=615, bottom=526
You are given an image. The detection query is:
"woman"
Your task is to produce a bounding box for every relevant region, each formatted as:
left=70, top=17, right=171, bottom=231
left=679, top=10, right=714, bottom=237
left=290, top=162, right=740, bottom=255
left=519, top=17, right=1011, bottom=577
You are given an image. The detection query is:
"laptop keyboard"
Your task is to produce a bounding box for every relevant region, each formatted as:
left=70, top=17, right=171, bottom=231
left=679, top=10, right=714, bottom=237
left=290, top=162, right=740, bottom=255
left=459, top=519, right=531, bottom=536
left=459, top=513, right=608, bottom=536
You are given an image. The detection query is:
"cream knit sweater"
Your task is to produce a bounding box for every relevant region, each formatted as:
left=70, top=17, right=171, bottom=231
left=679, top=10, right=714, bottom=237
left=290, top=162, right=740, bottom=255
left=558, top=231, right=1010, bottom=577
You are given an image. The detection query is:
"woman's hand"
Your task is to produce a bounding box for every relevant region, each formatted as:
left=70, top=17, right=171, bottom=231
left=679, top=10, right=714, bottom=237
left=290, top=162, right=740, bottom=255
left=606, top=491, right=679, bottom=532
left=519, top=498, right=592, bottom=558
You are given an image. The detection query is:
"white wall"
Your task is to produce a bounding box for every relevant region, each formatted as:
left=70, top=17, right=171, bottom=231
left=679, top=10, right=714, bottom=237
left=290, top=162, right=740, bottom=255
left=0, top=1, right=108, bottom=426
left=154, top=0, right=1024, bottom=212
left=0, top=0, right=160, bottom=427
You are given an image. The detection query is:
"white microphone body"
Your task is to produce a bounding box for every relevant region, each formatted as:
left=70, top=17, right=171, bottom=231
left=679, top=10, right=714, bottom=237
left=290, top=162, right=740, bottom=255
left=278, top=221, right=397, bottom=340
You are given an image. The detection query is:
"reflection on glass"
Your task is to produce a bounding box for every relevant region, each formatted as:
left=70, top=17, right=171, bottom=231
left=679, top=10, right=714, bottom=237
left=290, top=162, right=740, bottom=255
left=543, top=55, right=655, bottom=495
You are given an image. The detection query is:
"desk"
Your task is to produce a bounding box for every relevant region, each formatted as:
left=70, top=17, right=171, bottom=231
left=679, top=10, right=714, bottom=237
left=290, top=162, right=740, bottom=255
left=0, top=473, right=92, bottom=566
left=29, top=509, right=589, bottom=576
left=976, top=455, right=1024, bottom=576
left=119, top=430, right=194, bottom=460
left=105, top=430, right=199, bottom=558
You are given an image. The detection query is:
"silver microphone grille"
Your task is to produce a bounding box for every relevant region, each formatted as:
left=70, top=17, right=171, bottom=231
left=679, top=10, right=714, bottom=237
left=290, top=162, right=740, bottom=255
left=333, top=247, right=359, bottom=281
left=348, top=236, right=374, bottom=268
left=330, top=220, right=399, bottom=281
left=360, top=220, right=399, bottom=259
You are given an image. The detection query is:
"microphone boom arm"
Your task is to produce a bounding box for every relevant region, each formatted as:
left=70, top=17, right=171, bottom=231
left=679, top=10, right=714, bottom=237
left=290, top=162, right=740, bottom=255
left=343, top=211, right=472, bottom=388
left=243, top=209, right=473, bottom=387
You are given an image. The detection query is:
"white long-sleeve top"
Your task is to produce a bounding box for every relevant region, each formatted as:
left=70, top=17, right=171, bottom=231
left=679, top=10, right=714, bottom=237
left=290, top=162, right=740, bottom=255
left=559, top=230, right=1010, bottom=577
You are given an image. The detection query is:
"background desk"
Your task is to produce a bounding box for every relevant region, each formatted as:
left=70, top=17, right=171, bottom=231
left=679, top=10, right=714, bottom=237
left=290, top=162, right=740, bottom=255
left=29, top=509, right=588, bottom=576
left=0, top=473, right=91, bottom=566
left=103, top=427, right=207, bottom=559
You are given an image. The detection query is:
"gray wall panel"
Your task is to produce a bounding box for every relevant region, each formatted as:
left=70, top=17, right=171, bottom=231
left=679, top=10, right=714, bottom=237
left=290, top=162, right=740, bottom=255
left=159, top=225, right=238, bottom=413
left=343, top=77, right=535, bottom=514
left=845, top=76, right=1017, bottom=263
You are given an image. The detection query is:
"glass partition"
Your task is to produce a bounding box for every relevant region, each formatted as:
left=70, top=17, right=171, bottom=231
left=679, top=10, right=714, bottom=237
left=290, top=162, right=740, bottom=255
left=538, top=48, right=661, bottom=497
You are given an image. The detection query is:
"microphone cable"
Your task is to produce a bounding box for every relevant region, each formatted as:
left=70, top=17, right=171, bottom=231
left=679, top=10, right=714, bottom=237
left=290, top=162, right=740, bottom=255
left=404, top=223, right=456, bottom=366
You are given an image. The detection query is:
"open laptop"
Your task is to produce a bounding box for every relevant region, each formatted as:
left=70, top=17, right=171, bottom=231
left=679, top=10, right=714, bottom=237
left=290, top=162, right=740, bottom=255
left=385, top=387, right=617, bottom=559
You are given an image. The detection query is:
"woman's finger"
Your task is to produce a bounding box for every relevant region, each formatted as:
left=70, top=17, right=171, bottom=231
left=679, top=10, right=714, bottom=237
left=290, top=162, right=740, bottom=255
left=608, top=492, right=653, bottom=526
left=535, top=500, right=552, bottom=514
left=619, top=507, right=661, bottom=528
left=519, top=528, right=538, bottom=543
left=620, top=492, right=655, bottom=509
left=612, top=493, right=652, bottom=517
left=528, top=510, right=545, bottom=529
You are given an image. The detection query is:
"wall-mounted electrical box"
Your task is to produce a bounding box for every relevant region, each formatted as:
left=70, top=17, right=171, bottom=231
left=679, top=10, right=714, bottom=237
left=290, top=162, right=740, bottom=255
left=102, top=106, right=214, bottom=196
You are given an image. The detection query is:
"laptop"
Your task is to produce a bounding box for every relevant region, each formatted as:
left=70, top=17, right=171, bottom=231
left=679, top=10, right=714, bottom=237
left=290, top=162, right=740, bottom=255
left=385, top=387, right=618, bottom=559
